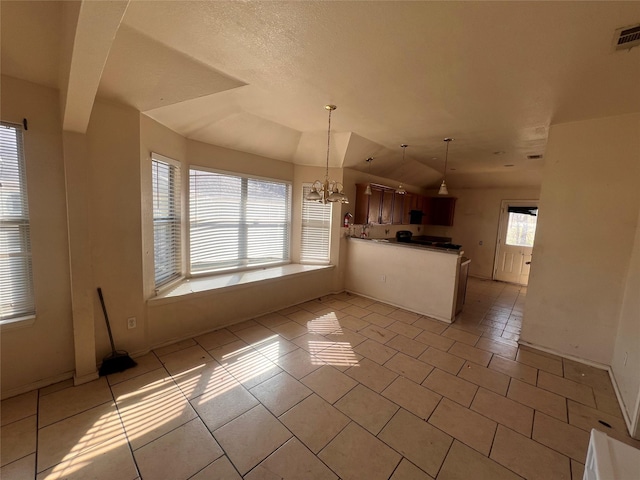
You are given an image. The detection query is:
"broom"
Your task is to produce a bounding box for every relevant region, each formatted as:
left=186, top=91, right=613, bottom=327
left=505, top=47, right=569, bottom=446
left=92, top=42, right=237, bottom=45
left=97, top=287, right=137, bottom=376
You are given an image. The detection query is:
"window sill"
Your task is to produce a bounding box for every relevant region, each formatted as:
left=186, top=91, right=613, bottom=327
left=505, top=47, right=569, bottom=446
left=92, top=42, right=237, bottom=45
left=0, top=315, right=36, bottom=331
left=149, top=263, right=334, bottom=306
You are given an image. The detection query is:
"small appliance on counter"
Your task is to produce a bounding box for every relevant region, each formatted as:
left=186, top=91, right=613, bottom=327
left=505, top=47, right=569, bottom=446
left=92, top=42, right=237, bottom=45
left=396, top=231, right=413, bottom=242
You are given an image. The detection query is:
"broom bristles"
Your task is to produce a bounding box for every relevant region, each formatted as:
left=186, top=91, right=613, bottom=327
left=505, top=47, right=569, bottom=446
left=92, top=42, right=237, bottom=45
left=99, top=350, right=137, bottom=376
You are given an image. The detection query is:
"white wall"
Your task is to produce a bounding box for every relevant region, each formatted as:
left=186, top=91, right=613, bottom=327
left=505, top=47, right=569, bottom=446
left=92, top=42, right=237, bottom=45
left=611, top=205, right=640, bottom=436
left=522, top=113, right=640, bottom=365
left=0, top=76, right=75, bottom=397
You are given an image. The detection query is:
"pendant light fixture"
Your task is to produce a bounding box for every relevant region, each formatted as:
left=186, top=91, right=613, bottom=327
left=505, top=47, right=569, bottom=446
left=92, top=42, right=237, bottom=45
left=439, top=137, right=453, bottom=195
left=306, top=105, right=349, bottom=204
left=396, top=144, right=408, bottom=195
left=364, top=157, right=373, bottom=195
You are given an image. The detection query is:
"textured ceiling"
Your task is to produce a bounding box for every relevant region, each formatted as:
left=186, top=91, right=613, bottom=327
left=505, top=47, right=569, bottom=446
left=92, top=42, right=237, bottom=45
left=2, top=1, right=639, bottom=189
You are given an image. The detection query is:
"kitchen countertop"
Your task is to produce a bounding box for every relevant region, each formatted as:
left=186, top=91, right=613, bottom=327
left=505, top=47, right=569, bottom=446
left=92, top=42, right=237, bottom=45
left=348, top=236, right=464, bottom=256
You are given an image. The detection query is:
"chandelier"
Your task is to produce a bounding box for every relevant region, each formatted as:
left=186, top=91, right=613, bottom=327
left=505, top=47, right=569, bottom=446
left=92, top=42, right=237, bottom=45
left=396, top=144, right=408, bottom=194
left=305, top=105, right=349, bottom=204
left=439, top=138, right=453, bottom=195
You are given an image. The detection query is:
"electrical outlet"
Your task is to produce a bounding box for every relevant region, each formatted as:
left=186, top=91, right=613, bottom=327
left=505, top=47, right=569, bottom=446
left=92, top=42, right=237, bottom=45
left=479, top=240, right=483, bottom=246
left=127, top=317, right=137, bottom=329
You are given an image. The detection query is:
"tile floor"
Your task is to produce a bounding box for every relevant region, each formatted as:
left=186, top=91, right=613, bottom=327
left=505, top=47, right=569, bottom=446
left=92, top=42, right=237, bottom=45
left=2, top=278, right=639, bottom=480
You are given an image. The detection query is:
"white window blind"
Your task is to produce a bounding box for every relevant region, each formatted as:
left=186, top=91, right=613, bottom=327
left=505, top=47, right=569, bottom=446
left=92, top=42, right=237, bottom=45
left=301, top=184, right=332, bottom=263
left=0, top=122, right=35, bottom=321
left=189, top=168, right=291, bottom=274
left=152, top=154, right=181, bottom=289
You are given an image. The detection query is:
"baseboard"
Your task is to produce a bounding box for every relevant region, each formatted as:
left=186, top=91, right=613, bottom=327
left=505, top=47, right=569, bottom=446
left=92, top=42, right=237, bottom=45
left=73, top=371, right=99, bottom=386
left=518, top=339, right=635, bottom=437
left=1, top=370, right=74, bottom=400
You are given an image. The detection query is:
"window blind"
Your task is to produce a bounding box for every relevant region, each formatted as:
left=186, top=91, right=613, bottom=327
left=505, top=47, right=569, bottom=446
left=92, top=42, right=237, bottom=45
left=189, top=168, right=291, bottom=273
left=0, top=122, right=35, bottom=321
left=301, top=184, right=332, bottom=263
left=152, top=154, right=181, bottom=289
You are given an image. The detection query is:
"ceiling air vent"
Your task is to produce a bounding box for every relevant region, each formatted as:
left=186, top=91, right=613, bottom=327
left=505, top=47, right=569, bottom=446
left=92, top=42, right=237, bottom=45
left=527, top=154, right=543, bottom=160
left=613, top=24, right=640, bottom=51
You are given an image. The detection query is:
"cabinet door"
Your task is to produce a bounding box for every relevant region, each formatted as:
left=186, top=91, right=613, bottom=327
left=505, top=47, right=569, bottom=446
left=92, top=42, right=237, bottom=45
left=368, top=188, right=383, bottom=224
left=428, top=197, right=457, bottom=226
left=403, top=194, right=414, bottom=224
left=380, top=189, right=394, bottom=224
left=421, top=195, right=431, bottom=225
left=392, top=192, right=405, bottom=224
left=354, top=184, right=370, bottom=224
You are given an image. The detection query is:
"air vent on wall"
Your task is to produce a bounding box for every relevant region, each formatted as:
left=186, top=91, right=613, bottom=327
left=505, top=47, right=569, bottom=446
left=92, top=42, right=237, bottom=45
left=613, top=24, right=640, bottom=51
left=527, top=154, right=543, bottom=160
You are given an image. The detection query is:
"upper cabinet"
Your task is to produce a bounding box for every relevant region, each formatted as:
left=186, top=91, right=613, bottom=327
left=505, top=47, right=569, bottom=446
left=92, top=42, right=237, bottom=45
left=354, top=184, right=456, bottom=226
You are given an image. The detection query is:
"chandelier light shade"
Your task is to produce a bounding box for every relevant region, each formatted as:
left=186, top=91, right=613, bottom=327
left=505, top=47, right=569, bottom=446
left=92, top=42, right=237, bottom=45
left=396, top=144, right=408, bottom=195
left=305, top=105, right=349, bottom=204
left=439, top=137, right=453, bottom=195
left=364, top=157, right=373, bottom=195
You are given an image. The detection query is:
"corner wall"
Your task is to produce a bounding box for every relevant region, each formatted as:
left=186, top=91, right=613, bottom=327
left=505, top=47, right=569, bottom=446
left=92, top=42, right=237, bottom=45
left=522, top=113, right=640, bottom=365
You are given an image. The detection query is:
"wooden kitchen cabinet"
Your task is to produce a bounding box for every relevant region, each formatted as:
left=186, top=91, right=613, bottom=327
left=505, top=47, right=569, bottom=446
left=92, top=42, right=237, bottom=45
left=428, top=197, right=456, bottom=226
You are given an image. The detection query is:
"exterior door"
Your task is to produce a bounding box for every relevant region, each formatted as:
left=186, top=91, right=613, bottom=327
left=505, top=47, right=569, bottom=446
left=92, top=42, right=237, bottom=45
left=494, top=200, right=539, bottom=285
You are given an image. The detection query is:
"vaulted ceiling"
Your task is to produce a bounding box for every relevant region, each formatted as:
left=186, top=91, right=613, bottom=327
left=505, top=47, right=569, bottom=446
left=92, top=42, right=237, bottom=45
left=2, top=1, right=639, bottom=189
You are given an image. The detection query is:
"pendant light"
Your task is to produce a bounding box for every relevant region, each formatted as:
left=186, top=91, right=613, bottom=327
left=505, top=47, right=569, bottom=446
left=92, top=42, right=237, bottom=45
left=364, top=157, right=373, bottom=195
left=439, top=138, right=453, bottom=195
left=396, top=144, right=408, bottom=195
left=306, top=105, right=349, bottom=204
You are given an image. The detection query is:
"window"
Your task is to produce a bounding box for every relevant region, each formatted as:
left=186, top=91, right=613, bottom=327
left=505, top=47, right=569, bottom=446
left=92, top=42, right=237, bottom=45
left=189, top=168, right=291, bottom=274
left=505, top=206, right=538, bottom=247
left=300, top=184, right=332, bottom=263
left=0, top=122, right=35, bottom=321
left=152, top=154, right=182, bottom=289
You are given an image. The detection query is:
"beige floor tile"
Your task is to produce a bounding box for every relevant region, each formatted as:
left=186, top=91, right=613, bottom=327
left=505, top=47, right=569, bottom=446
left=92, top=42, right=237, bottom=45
left=106, top=352, right=164, bottom=386
left=422, top=368, right=477, bottom=407
left=458, top=361, right=510, bottom=395
left=515, top=349, right=563, bottom=376
left=292, top=332, right=332, bottom=352
left=418, top=348, right=465, bottom=375
left=537, top=370, right=595, bottom=408
left=207, top=339, right=252, bottom=362
left=428, top=398, right=497, bottom=456
left=195, top=329, right=239, bottom=350
left=336, top=315, right=370, bottom=332
left=37, top=378, right=113, bottom=428
left=191, top=456, right=242, bottom=480
left=37, top=402, right=123, bottom=472
left=384, top=352, right=433, bottom=384
left=255, top=312, right=291, bottom=328
left=214, top=404, right=292, bottom=475
left=280, top=394, right=349, bottom=453
left=319, top=422, right=401, bottom=480
left=385, top=335, right=428, bottom=358
left=234, top=324, right=279, bottom=345
left=414, top=330, right=455, bottom=351
left=1, top=390, right=37, bottom=426
left=387, top=309, right=421, bottom=324
left=221, top=348, right=283, bottom=390
left=378, top=409, right=452, bottom=477
left=488, top=355, right=537, bottom=385
left=158, top=344, right=214, bottom=376
left=275, top=348, right=325, bottom=379
left=135, top=418, right=222, bottom=480
left=313, top=342, right=362, bottom=371
left=335, top=384, right=399, bottom=434
left=38, top=379, right=75, bottom=397
left=363, top=312, right=395, bottom=328
left=301, top=365, right=358, bottom=403
left=353, top=338, right=397, bottom=364
left=571, top=460, right=585, bottom=480
left=507, top=379, right=567, bottom=421
left=153, top=338, right=197, bottom=357
left=475, top=337, right=518, bottom=360
left=341, top=305, right=371, bottom=318
left=227, top=319, right=261, bottom=332
left=470, top=387, right=534, bottom=437
left=382, top=376, right=441, bottom=420
left=0, top=453, right=35, bottom=480
left=345, top=358, right=398, bottom=393
left=593, top=388, right=624, bottom=418
left=324, top=328, right=367, bottom=348
left=413, top=317, right=448, bottom=334
left=359, top=324, right=398, bottom=343
left=347, top=295, right=376, bottom=308
left=532, top=412, right=590, bottom=462
left=278, top=305, right=301, bottom=315
left=172, top=359, right=234, bottom=400
left=249, top=371, right=312, bottom=416
left=437, top=440, right=521, bottom=480
left=368, top=302, right=398, bottom=316
left=490, top=425, right=571, bottom=480
left=191, top=379, right=259, bottom=431
left=111, top=369, right=197, bottom=450
left=386, top=320, right=422, bottom=339
left=286, top=309, right=317, bottom=324
left=448, top=342, right=493, bottom=367
left=442, top=327, right=480, bottom=346
left=0, top=415, right=36, bottom=467
left=566, top=400, right=640, bottom=449
left=305, top=312, right=343, bottom=334
left=246, top=437, right=338, bottom=480
left=389, top=458, right=434, bottom=480
left=563, top=359, right=613, bottom=392
left=250, top=335, right=299, bottom=361
left=36, top=434, right=137, bottom=480
left=269, top=320, right=308, bottom=340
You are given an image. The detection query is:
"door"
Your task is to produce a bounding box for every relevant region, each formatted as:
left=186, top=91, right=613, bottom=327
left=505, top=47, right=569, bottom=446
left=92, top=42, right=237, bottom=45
left=494, top=200, right=539, bottom=285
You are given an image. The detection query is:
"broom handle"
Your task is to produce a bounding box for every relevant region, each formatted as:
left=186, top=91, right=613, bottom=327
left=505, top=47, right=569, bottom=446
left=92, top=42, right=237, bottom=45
left=97, top=288, right=117, bottom=352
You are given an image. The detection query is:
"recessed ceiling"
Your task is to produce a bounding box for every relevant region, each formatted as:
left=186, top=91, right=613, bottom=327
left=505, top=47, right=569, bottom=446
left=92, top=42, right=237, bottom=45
left=2, top=1, right=639, bottom=189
